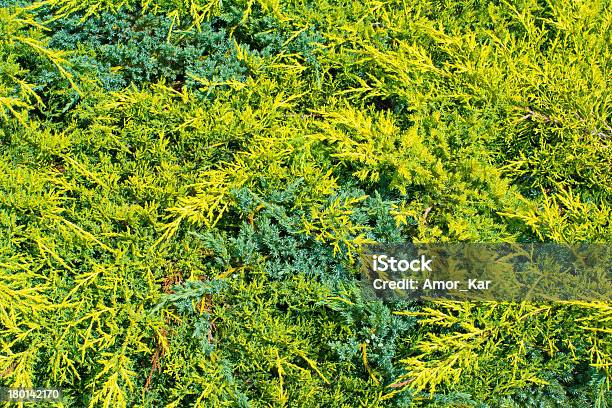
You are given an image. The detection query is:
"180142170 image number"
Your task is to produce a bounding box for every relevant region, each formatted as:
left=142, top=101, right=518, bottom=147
left=0, top=387, right=62, bottom=402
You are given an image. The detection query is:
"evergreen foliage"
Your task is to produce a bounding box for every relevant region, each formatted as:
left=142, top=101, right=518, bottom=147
left=0, top=0, right=610, bottom=406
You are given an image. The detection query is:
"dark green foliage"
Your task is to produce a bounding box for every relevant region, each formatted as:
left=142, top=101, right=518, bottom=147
left=46, top=11, right=247, bottom=88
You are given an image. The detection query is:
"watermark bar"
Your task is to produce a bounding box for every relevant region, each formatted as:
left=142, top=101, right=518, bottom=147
left=360, top=243, right=611, bottom=302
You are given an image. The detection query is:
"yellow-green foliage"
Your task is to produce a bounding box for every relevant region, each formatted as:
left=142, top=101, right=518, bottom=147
left=0, top=0, right=610, bottom=406
left=394, top=301, right=611, bottom=400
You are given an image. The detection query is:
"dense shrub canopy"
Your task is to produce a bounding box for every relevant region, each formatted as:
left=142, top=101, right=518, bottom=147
left=0, top=0, right=610, bottom=406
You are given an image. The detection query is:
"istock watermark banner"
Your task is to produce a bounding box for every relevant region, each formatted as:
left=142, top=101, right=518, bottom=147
left=360, top=244, right=611, bottom=302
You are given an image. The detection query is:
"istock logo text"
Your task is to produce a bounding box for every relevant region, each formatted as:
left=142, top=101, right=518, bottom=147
left=372, top=254, right=433, bottom=272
